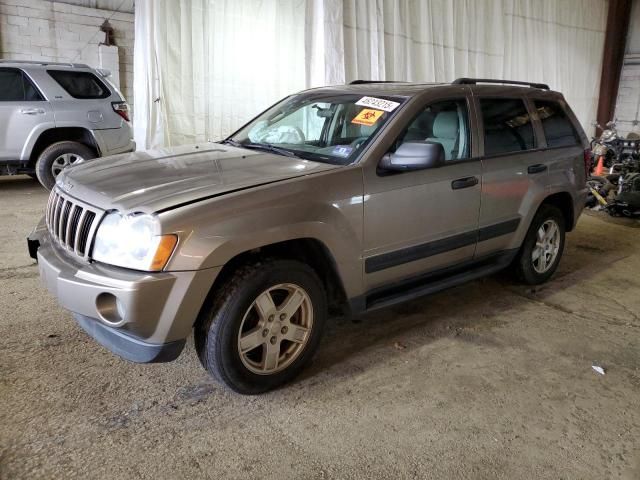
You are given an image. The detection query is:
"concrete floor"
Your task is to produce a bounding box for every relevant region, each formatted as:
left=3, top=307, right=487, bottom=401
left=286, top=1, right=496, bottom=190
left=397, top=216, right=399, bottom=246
left=1, top=175, right=639, bottom=480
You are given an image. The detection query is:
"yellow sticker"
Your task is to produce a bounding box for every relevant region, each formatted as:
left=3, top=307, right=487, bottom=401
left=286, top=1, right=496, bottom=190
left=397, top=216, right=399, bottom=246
left=351, top=108, right=383, bottom=126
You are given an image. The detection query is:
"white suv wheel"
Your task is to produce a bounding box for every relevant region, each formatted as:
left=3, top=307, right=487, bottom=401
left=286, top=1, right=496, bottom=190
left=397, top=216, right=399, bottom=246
left=51, top=153, right=86, bottom=177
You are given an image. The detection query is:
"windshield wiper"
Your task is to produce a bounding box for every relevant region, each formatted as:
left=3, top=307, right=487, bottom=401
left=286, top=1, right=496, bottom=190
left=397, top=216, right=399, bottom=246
left=221, top=138, right=300, bottom=158
left=240, top=143, right=300, bottom=158
left=221, top=138, right=242, bottom=147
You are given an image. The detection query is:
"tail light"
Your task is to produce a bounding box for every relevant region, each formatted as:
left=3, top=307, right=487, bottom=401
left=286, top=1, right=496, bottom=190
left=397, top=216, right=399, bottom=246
left=583, top=148, right=592, bottom=176
left=112, top=101, right=130, bottom=122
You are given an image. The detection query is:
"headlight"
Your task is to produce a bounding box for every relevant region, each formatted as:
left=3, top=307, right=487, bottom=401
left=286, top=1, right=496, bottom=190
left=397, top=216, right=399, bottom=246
left=92, top=212, right=177, bottom=271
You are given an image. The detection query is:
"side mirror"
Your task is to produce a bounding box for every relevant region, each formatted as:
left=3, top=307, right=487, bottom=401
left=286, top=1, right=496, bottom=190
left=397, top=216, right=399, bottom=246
left=379, top=141, right=445, bottom=171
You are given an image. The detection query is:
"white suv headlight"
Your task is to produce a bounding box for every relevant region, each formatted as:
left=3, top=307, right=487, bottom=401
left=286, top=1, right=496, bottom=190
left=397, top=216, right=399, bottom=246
left=92, top=212, right=177, bottom=271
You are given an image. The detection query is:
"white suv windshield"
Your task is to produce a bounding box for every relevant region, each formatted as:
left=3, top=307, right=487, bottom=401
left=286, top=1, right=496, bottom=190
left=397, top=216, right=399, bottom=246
left=227, top=93, right=406, bottom=164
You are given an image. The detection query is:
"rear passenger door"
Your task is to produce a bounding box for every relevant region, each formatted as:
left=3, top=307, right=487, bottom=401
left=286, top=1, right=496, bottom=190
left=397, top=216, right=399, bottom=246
left=474, top=97, right=546, bottom=258
left=0, top=68, right=53, bottom=161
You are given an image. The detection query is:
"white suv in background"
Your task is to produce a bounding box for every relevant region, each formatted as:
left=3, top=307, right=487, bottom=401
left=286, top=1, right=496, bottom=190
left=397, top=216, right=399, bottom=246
left=0, top=60, right=135, bottom=189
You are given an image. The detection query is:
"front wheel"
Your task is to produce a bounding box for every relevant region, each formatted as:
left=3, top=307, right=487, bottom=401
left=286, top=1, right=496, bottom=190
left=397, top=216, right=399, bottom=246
left=35, top=141, right=96, bottom=190
left=195, top=259, right=327, bottom=394
left=513, top=204, right=566, bottom=285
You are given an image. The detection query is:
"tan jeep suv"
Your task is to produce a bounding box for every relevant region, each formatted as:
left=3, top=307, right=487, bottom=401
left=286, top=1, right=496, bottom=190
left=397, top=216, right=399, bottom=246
left=28, top=78, right=589, bottom=394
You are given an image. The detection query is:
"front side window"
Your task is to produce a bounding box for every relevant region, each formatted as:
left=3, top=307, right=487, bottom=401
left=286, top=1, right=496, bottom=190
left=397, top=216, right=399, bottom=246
left=480, top=98, right=535, bottom=156
left=395, top=99, right=471, bottom=161
left=0, top=68, right=43, bottom=101
left=534, top=100, right=580, bottom=148
left=47, top=70, right=110, bottom=99
left=228, top=93, right=406, bottom=164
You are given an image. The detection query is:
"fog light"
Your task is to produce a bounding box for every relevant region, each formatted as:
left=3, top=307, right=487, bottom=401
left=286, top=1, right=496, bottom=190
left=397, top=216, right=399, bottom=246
left=96, top=292, right=125, bottom=325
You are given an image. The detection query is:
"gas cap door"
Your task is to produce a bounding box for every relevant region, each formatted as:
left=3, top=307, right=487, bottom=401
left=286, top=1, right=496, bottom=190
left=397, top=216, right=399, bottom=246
left=87, top=110, right=104, bottom=123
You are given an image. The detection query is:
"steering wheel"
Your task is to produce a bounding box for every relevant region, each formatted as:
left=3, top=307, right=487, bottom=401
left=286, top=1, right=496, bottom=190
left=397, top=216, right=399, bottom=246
left=291, top=126, right=306, bottom=144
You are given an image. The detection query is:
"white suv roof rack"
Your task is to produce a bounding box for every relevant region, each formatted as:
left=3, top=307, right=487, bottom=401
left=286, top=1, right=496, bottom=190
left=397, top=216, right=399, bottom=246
left=0, top=60, right=90, bottom=68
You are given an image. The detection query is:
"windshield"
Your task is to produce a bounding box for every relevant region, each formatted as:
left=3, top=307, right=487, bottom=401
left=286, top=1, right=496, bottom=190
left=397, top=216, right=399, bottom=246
left=226, top=93, right=406, bottom=164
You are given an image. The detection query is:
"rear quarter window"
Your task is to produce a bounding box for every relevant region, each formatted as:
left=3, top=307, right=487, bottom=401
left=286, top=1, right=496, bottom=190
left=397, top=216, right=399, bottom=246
left=47, top=70, right=110, bottom=99
left=534, top=100, right=581, bottom=148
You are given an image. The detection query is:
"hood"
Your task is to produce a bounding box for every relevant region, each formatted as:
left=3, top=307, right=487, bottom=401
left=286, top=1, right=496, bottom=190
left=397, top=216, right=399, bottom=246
left=57, top=143, right=341, bottom=213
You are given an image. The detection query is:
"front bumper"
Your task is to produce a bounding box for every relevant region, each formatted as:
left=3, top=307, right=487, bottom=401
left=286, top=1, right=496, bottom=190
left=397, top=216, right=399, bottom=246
left=74, top=313, right=185, bottom=363
left=29, top=223, right=220, bottom=363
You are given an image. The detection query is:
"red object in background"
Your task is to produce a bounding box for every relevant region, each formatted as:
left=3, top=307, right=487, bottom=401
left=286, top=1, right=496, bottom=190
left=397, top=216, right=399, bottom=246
left=593, top=154, right=605, bottom=176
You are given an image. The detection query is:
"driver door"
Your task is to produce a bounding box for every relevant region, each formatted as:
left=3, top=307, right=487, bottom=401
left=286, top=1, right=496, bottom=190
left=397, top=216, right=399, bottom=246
left=362, top=97, right=482, bottom=291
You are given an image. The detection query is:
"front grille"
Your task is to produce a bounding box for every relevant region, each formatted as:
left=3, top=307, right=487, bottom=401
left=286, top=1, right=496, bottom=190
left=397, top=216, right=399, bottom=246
left=45, top=189, right=103, bottom=260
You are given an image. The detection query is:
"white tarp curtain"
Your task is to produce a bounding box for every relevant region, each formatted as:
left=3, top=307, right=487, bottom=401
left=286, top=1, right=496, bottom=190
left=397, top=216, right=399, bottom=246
left=134, top=0, right=608, bottom=149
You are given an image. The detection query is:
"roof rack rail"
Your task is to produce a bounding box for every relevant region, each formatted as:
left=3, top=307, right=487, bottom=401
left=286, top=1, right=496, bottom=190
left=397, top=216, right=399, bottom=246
left=0, top=60, right=89, bottom=68
left=452, top=77, right=550, bottom=90
left=349, top=80, right=409, bottom=85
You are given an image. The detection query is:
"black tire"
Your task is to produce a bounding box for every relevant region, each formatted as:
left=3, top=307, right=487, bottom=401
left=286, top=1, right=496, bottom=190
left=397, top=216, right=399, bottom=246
left=195, top=259, right=327, bottom=394
left=513, top=204, right=566, bottom=285
left=35, top=141, right=96, bottom=190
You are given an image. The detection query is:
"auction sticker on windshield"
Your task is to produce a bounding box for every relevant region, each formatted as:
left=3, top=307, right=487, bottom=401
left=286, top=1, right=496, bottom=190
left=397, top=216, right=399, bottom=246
left=351, top=108, right=383, bottom=127
left=356, top=96, right=400, bottom=112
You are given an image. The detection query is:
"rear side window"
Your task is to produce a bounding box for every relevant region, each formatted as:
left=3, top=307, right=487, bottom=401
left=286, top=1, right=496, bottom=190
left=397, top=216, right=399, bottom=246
left=0, top=68, right=44, bottom=101
left=534, top=100, right=581, bottom=148
left=480, top=98, right=536, bottom=156
left=47, top=70, right=110, bottom=99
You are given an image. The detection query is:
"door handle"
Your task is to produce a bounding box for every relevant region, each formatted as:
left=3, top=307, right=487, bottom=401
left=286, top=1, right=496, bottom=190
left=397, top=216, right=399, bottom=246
left=20, top=108, right=45, bottom=115
left=527, top=163, right=548, bottom=174
left=451, top=176, right=479, bottom=190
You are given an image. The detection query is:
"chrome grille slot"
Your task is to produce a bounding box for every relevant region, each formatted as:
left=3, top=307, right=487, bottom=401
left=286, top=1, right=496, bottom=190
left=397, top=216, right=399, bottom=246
left=52, top=196, right=63, bottom=237
left=77, top=211, right=96, bottom=255
left=59, top=201, right=72, bottom=243
left=44, top=188, right=103, bottom=260
left=67, top=205, right=82, bottom=248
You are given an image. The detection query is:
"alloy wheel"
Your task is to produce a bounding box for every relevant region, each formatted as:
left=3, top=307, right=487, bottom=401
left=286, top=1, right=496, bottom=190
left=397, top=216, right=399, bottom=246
left=51, top=153, right=85, bottom=177
left=237, top=283, right=313, bottom=375
left=532, top=219, right=561, bottom=274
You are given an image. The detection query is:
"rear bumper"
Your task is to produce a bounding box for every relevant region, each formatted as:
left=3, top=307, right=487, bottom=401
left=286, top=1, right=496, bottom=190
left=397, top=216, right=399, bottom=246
left=29, top=220, right=220, bottom=363
left=91, top=126, right=136, bottom=157
left=573, top=186, right=589, bottom=229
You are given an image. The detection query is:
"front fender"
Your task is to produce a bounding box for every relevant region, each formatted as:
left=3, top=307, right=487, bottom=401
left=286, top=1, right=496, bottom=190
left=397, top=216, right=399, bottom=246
left=159, top=167, right=365, bottom=299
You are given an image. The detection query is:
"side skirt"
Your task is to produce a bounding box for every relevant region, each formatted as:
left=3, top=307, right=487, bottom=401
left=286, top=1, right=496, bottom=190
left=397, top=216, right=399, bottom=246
left=350, top=249, right=518, bottom=314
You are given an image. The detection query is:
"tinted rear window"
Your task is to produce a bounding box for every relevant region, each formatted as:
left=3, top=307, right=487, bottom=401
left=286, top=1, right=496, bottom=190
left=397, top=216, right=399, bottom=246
left=480, top=98, right=536, bottom=156
left=534, top=100, right=580, bottom=148
left=0, top=68, right=43, bottom=101
left=47, top=70, right=110, bottom=99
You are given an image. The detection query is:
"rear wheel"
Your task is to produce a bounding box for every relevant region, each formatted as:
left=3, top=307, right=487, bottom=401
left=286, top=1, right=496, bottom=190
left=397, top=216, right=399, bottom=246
left=195, top=259, right=327, bottom=394
left=35, top=141, right=96, bottom=190
left=514, top=204, right=565, bottom=285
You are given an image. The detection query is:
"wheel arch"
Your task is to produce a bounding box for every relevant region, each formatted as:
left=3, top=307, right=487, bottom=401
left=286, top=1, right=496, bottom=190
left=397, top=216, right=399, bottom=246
left=28, top=127, right=100, bottom=166
left=198, top=238, right=351, bottom=322
left=539, top=191, right=575, bottom=231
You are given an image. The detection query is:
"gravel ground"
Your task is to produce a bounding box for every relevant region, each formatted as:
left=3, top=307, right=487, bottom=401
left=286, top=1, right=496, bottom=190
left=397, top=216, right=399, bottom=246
left=1, top=175, right=639, bottom=480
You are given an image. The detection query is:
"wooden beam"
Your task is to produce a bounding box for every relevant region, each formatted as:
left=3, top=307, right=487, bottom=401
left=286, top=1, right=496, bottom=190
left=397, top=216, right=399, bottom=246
left=596, top=0, right=633, bottom=134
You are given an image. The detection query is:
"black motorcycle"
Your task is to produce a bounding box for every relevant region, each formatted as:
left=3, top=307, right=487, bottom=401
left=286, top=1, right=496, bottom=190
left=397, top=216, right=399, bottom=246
left=590, top=120, right=622, bottom=172
left=587, top=132, right=640, bottom=217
